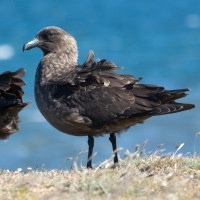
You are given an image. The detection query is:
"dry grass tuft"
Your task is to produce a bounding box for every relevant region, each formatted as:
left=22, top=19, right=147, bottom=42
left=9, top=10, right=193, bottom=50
left=0, top=143, right=200, bottom=200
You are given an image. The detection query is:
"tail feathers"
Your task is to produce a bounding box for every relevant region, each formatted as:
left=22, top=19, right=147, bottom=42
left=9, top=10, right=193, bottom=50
left=166, top=88, right=190, bottom=94
left=151, top=88, right=194, bottom=115
left=157, top=88, right=192, bottom=104
left=153, top=102, right=195, bottom=116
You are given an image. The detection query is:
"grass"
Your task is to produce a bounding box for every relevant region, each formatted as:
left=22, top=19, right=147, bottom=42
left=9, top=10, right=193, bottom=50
left=0, top=140, right=200, bottom=200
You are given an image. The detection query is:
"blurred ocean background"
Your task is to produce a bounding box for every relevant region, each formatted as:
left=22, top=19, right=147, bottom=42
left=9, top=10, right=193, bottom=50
left=0, top=0, right=199, bottom=171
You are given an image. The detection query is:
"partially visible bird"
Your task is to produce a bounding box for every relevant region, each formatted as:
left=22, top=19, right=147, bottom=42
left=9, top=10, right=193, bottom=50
left=23, top=26, right=195, bottom=168
left=0, top=68, right=29, bottom=140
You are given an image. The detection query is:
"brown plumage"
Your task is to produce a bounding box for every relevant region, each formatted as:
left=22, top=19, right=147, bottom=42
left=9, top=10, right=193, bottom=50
left=0, top=68, right=29, bottom=140
left=23, top=26, right=195, bottom=168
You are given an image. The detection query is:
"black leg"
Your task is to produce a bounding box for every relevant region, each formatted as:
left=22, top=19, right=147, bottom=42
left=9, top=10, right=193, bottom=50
left=109, top=133, right=118, bottom=164
left=87, top=135, right=94, bottom=168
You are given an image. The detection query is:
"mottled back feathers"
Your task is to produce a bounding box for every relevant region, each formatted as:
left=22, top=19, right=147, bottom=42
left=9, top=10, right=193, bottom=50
left=51, top=50, right=194, bottom=131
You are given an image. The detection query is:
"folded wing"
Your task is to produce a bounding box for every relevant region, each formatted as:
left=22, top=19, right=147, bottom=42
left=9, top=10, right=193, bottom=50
left=53, top=51, right=194, bottom=129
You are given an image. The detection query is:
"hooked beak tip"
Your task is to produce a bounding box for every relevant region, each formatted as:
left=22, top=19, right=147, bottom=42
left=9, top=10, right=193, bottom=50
left=23, top=45, right=26, bottom=52
left=23, top=38, right=41, bottom=52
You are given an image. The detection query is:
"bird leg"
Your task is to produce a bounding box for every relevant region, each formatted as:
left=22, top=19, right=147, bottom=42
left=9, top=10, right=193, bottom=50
left=87, top=135, right=94, bottom=168
left=109, top=133, right=118, bottom=164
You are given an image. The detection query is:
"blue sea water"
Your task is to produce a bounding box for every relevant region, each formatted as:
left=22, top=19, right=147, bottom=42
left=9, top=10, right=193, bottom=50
left=0, top=0, right=199, bottom=171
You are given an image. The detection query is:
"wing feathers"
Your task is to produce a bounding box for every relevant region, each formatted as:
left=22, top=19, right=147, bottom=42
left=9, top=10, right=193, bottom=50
left=0, top=68, right=29, bottom=139
left=57, top=51, right=194, bottom=126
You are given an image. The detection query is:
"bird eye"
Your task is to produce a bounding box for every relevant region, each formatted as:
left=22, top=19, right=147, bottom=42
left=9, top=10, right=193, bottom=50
left=42, top=34, right=48, bottom=40
left=49, top=32, right=55, bottom=37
